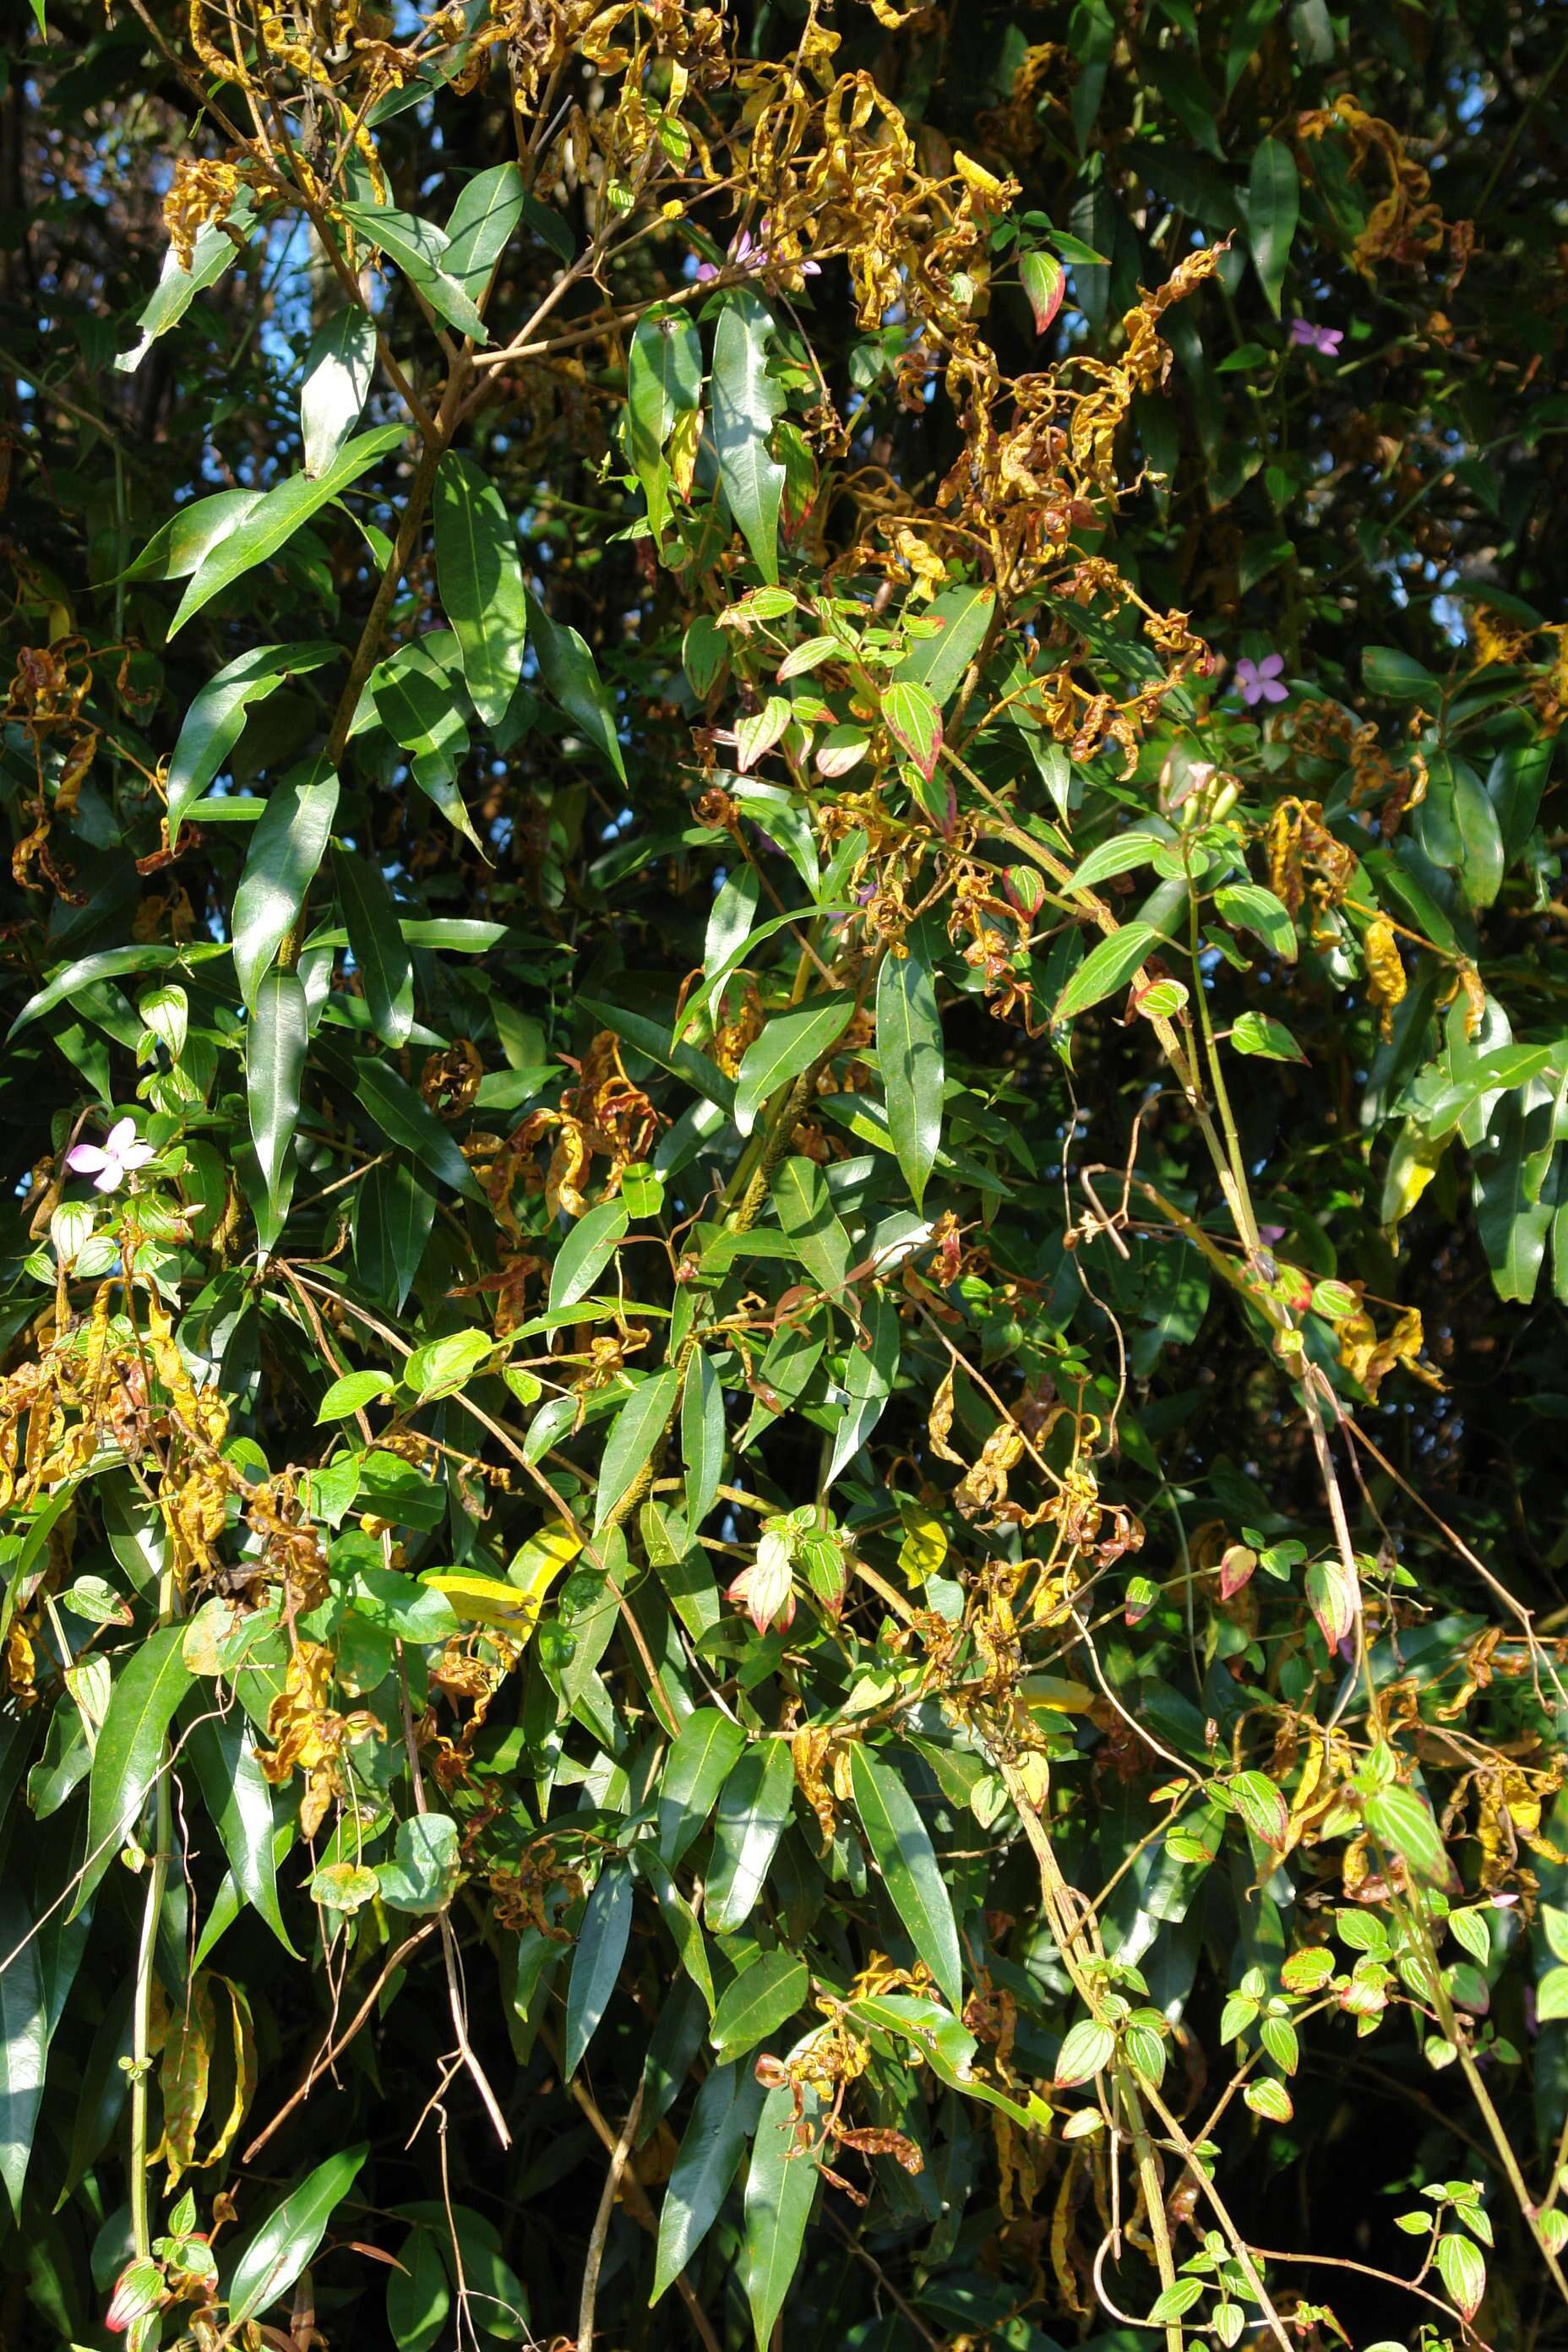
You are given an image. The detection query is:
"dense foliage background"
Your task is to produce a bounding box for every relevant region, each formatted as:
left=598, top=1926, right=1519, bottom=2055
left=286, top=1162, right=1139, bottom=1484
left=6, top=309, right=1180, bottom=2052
left=2, top=2, right=1566, bottom=2347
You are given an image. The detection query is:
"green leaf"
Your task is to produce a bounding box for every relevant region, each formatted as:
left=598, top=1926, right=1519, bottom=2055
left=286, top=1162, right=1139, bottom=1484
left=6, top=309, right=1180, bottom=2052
left=336, top=201, right=489, bottom=341
left=712, top=291, right=786, bottom=584
left=1068, top=830, right=1164, bottom=894
left=658, top=1709, right=748, bottom=1865
left=1231, top=1010, right=1307, bottom=1063
left=443, top=161, right=525, bottom=296
left=1150, top=2277, right=1205, bottom=2324
left=404, top=1328, right=493, bottom=1401
left=351, top=1059, right=488, bottom=1205
left=166, top=641, right=340, bottom=837
left=170, top=425, right=407, bottom=634
left=628, top=308, right=703, bottom=534
left=743, top=2077, right=822, bottom=2350
left=548, top=1198, right=629, bottom=1313
left=231, top=756, right=340, bottom=1007
left=227, top=2145, right=368, bottom=2325
left=300, top=308, right=376, bottom=477
left=594, top=1368, right=680, bottom=1531
left=705, top=1740, right=796, bottom=1936
left=122, top=488, right=264, bottom=585
left=564, top=1860, right=633, bottom=2074
left=734, top=997, right=853, bottom=1138
left=1020, top=248, right=1066, bottom=334
left=651, top=2062, right=764, bottom=2304
left=826, top=1292, right=901, bottom=1485
left=387, top=2226, right=450, bottom=2352
left=185, top=1710, right=300, bottom=1955
left=1362, top=645, right=1440, bottom=702
left=1247, top=138, right=1298, bottom=315
left=9, top=943, right=225, bottom=1039
left=710, top=1952, right=808, bottom=2061
left=893, top=584, right=995, bottom=705
left=247, top=970, right=308, bottom=1220
left=1054, top=2016, right=1115, bottom=2086
left=1365, top=1784, right=1451, bottom=1889
left=433, top=452, right=528, bottom=730
left=1451, top=758, right=1506, bottom=909
left=771, top=1155, right=852, bottom=1297
left=74, top=1624, right=193, bottom=1914
left=115, top=203, right=252, bottom=373
left=1053, top=923, right=1159, bottom=1024
left=377, top=1815, right=461, bottom=1913
left=0, top=1882, right=46, bottom=2219
left=1435, top=2230, right=1486, bottom=2321
left=877, top=925, right=944, bottom=1210
left=682, top=1352, right=725, bottom=1532
left=525, top=592, right=625, bottom=782
left=848, top=1744, right=961, bottom=2007
left=881, top=678, right=943, bottom=783
left=316, top=1369, right=395, bottom=1420
left=333, top=846, right=414, bottom=1048
left=1228, top=1769, right=1288, bottom=1848
left=355, top=1159, right=435, bottom=1310
left=1213, top=881, right=1297, bottom=962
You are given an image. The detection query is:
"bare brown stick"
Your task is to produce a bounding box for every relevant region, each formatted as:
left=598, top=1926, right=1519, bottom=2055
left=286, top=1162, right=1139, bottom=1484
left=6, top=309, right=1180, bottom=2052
left=576, top=2082, right=643, bottom=2350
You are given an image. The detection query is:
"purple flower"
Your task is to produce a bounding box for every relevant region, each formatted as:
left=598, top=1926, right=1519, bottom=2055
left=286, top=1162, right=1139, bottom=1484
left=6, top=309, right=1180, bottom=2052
left=1234, top=653, right=1289, bottom=706
left=1288, top=319, right=1342, bottom=357
left=694, top=220, right=819, bottom=285
left=66, top=1116, right=155, bottom=1194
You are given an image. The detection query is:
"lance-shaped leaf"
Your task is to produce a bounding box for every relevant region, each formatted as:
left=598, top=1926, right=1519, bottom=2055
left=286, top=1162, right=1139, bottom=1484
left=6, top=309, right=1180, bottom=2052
left=299, top=307, right=376, bottom=477
left=170, top=424, right=406, bottom=634
left=682, top=1351, right=724, bottom=1531
left=525, top=592, right=625, bottom=782
left=226, top=2145, right=368, bottom=2326
left=1053, top=921, right=1160, bottom=1024
left=247, top=970, right=308, bottom=1221
left=74, top=1625, right=193, bottom=1915
left=548, top=1197, right=629, bottom=1313
left=743, top=2074, right=822, bottom=2349
left=350, top=1059, right=488, bottom=1205
left=443, top=161, right=525, bottom=296
left=651, top=2061, right=764, bottom=2304
left=185, top=1710, right=300, bottom=1956
left=881, top=678, right=942, bottom=782
left=122, top=488, right=264, bottom=586
left=877, top=924, right=943, bottom=1210
left=826, top=1293, right=901, bottom=1486
left=1365, top=1783, right=1451, bottom=1890
left=564, top=1860, right=633, bottom=2074
left=658, top=1709, right=747, bottom=1865
left=231, top=757, right=340, bottom=1007
left=0, top=1883, right=46, bottom=2219
left=705, top=1741, right=796, bottom=1935
left=733, top=997, right=853, bottom=1137
left=710, top=1952, right=808, bottom=2061
left=628, top=308, right=703, bottom=535
left=114, top=199, right=253, bottom=373
left=433, top=452, right=528, bottom=729
left=336, top=201, right=488, bottom=341
left=332, top=846, right=413, bottom=1048
left=848, top=1743, right=962, bottom=2007
left=594, top=1368, right=680, bottom=1531
left=712, top=291, right=786, bottom=585
left=1248, top=138, right=1299, bottom=317
left=166, top=641, right=340, bottom=838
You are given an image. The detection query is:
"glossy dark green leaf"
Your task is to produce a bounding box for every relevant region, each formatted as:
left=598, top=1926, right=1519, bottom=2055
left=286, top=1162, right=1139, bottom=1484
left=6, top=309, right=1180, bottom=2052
left=170, top=425, right=406, bottom=634
left=548, top=1197, right=629, bottom=1313
left=710, top=1951, right=808, bottom=2061
left=443, top=161, right=525, bottom=296
left=849, top=1743, right=961, bottom=2007
left=681, top=1350, right=724, bottom=1531
left=628, top=308, right=703, bottom=534
left=247, top=969, right=308, bottom=1218
left=336, top=202, right=488, bottom=341
left=564, top=1859, right=633, bottom=2074
left=333, top=846, right=413, bottom=1047
left=74, top=1625, right=193, bottom=1915
left=1247, top=139, right=1298, bottom=315
left=1053, top=922, right=1159, bottom=1024
left=594, top=1368, right=679, bottom=1531
left=351, top=1059, right=488, bottom=1204
left=711, top=291, right=786, bottom=585
left=657, top=1709, right=746, bottom=1864
left=770, top=1156, right=852, bottom=1298
left=525, top=592, right=625, bottom=782
left=433, top=452, right=528, bottom=729
left=734, top=998, right=853, bottom=1137
left=705, top=1740, right=795, bottom=1935
left=651, top=2061, right=764, bottom=2303
left=166, top=641, right=340, bottom=836
left=227, top=2144, right=368, bottom=2325
left=186, top=1708, right=300, bottom=1955
left=0, top=1881, right=46, bottom=2219
left=354, top=1158, right=435, bottom=1310
left=743, top=2077, right=822, bottom=2349
left=231, top=757, right=340, bottom=1007
left=877, top=927, right=943, bottom=1210
left=300, top=307, right=376, bottom=477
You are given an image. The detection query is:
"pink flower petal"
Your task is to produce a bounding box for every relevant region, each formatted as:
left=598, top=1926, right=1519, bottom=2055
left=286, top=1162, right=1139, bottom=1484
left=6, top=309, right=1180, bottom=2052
left=67, top=1144, right=111, bottom=1174
left=106, top=1117, right=139, bottom=1156
left=118, top=1141, right=156, bottom=1170
left=1257, top=654, right=1285, bottom=678
left=1260, top=678, right=1290, bottom=703
left=92, top=1164, right=124, bottom=1193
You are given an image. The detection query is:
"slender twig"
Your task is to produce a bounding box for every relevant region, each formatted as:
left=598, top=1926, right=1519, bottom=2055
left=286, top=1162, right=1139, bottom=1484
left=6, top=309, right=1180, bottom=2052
left=577, top=2082, right=643, bottom=2351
